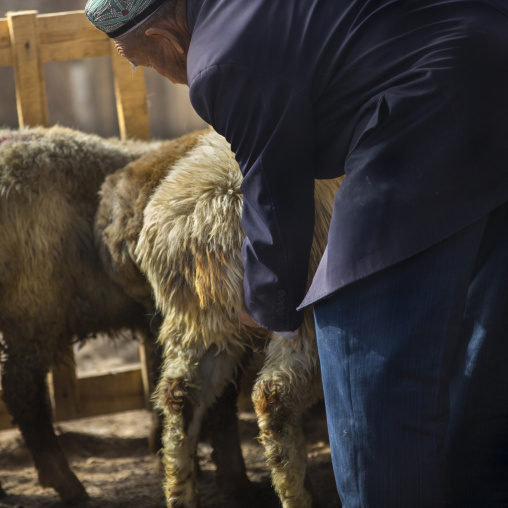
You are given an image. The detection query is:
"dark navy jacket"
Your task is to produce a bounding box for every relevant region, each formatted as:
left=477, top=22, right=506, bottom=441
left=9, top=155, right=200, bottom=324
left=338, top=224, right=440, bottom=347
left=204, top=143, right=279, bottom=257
left=186, top=0, right=508, bottom=333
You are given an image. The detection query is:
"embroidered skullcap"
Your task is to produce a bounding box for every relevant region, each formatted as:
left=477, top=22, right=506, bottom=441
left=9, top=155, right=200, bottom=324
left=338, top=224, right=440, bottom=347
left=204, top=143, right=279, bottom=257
left=85, top=0, right=167, bottom=38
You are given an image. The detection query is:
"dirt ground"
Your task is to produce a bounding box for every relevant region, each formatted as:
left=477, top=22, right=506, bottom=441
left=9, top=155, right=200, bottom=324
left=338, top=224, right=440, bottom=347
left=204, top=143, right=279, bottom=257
left=0, top=337, right=341, bottom=508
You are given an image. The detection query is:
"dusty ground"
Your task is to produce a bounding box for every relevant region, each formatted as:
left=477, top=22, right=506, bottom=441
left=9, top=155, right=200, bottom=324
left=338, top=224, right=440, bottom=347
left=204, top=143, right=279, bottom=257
left=0, top=337, right=340, bottom=508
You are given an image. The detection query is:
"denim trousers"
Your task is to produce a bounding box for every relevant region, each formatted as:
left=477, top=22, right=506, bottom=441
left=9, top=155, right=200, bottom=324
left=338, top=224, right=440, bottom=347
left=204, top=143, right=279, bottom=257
left=314, top=201, right=508, bottom=508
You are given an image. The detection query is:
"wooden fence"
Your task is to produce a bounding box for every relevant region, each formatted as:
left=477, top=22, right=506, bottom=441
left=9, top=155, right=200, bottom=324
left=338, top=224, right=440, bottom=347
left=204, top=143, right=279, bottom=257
left=0, top=9, right=156, bottom=430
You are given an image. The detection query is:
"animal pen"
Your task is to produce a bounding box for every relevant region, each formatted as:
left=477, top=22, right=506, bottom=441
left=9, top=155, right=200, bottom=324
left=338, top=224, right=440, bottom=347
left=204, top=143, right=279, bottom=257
left=0, top=8, right=155, bottom=430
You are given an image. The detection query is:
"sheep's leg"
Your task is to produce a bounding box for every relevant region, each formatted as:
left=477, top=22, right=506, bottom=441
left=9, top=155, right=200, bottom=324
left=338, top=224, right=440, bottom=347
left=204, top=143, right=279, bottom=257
left=158, top=373, right=203, bottom=508
left=157, top=345, right=245, bottom=508
left=205, top=367, right=254, bottom=503
left=143, top=330, right=165, bottom=455
left=1, top=346, right=88, bottom=503
left=253, top=335, right=323, bottom=508
left=253, top=378, right=313, bottom=508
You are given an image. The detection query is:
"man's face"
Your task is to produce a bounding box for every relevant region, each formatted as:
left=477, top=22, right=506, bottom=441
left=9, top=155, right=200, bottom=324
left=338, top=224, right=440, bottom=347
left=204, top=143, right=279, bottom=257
left=115, top=36, right=188, bottom=85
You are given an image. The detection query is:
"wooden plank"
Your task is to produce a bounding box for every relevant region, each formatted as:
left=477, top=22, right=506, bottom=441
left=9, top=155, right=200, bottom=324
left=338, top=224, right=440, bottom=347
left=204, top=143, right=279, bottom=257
left=138, top=338, right=159, bottom=411
left=38, top=11, right=111, bottom=62
left=0, top=19, right=12, bottom=67
left=40, top=39, right=111, bottom=62
left=76, top=366, right=146, bottom=420
left=0, top=366, right=147, bottom=429
left=48, top=359, right=81, bottom=422
left=0, top=396, right=13, bottom=430
left=7, top=10, right=49, bottom=127
left=37, top=11, right=105, bottom=45
left=0, top=19, right=10, bottom=46
left=110, top=41, right=151, bottom=141
left=1, top=11, right=111, bottom=66
left=139, top=343, right=152, bottom=410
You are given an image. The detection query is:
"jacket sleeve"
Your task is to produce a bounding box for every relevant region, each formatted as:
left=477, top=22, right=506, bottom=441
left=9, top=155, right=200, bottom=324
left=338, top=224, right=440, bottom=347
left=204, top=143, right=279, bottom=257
left=189, top=64, right=316, bottom=332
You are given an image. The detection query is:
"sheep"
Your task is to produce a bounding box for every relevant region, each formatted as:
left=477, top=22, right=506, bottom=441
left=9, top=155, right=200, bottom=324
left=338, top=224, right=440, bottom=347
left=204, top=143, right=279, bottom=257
left=95, top=128, right=258, bottom=505
left=130, top=129, right=341, bottom=508
left=0, top=124, right=162, bottom=504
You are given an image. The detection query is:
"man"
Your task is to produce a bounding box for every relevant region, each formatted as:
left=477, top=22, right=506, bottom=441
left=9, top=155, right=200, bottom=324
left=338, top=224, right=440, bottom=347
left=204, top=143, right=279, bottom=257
left=86, top=1, right=508, bottom=506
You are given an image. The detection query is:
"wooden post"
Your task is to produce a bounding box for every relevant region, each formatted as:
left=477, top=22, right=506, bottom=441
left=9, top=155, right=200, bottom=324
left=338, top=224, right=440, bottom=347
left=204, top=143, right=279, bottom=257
left=48, top=351, right=82, bottom=422
left=138, top=334, right=160, bottom=411
left=139, top=343, right=153, bottom=410
left=111, top=40, right=153, bottom=406
left=7, top=10, right=49, bottom=127
left=110, top=40, right=150, bottom=141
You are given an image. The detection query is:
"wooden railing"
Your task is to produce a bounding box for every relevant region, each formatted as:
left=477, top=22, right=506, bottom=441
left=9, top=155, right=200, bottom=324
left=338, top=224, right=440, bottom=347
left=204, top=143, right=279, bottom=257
left=0, top=9, right=150, bottom=139
left=0, top=9, right=156, bottom=430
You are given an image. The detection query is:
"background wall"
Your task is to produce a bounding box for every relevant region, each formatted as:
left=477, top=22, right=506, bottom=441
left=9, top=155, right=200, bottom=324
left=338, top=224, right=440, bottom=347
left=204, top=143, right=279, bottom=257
left=0, top=0, right=207, bottom=139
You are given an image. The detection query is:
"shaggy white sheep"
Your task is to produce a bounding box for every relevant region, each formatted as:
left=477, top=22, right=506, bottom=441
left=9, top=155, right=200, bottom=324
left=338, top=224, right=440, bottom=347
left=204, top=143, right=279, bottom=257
left=134, top=130, right=342, bottom=508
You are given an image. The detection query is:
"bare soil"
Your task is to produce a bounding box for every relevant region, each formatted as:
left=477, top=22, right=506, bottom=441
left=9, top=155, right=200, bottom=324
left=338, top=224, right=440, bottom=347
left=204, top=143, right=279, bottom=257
left=0, top=337, right=340, bottom=508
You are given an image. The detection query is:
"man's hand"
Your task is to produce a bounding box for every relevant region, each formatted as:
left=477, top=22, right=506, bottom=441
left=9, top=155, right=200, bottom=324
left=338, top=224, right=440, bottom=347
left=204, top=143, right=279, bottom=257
left=238, top=307, right=262, bottom=328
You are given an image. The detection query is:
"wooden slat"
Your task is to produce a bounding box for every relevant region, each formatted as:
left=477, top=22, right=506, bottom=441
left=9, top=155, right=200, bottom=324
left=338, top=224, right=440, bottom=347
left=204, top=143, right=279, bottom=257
left=48, top=359, right=81, bottom=422
left=1, top=11, right=112, bottom=66
left=0, top=19, right=12, bottom=67
left=38, top=11, right=111, bottom=62
left=139, top=344, right=152, bottom=411
left=0, top=366, right=146, bottom=430
left=0, top=397, right=13, bottom=430
left=111, top=42, right=151, bottom=141
left=74, top=366, right=145, bottom=420
left=138, top=338, right=159, bottom=411
left=37, top=11, right=105, bottom=45
left=40, top=38, right=111, bottom=62
left=2, top=9, right=151, bottom=135
left=7, top=10, right=49, bottom=127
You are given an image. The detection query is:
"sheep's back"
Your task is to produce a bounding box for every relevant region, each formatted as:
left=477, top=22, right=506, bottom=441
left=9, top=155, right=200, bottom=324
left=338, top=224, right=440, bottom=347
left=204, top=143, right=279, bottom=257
left=0, top=125, right=153, bottom=339
left=0, top=125, right=154, bottom=202
left=95, top=129, right=208, bottom=311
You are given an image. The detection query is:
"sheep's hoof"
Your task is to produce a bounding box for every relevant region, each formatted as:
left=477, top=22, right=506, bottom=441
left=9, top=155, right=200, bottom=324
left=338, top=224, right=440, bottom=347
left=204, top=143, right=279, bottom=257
left=39, top=465, right=89, bottom=505
left=167, top=498, right=201, bottom=508
left=63, top=488, right=90, bottom=505
left=220, top=478, right=258, bottom=507
left=58, top=480, right=89, bottom=505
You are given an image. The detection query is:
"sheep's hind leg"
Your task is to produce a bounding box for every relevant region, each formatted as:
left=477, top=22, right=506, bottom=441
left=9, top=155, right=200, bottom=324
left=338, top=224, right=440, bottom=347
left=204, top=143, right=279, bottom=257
left=204, top=361, right=255, bottom=505
left=157, top=346, right=244, bottom=508
left=253, top=377, right=319, bottom=508
left=158, top=374, right=202, bottom=507
left=142, top=329, right=165, bottom=455
left=1, top=343, right=88, bottom=503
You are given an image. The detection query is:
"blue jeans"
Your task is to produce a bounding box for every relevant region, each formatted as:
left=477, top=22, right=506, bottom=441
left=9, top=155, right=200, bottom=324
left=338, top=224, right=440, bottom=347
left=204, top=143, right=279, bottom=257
left=314, top=202, right=508, bottom=508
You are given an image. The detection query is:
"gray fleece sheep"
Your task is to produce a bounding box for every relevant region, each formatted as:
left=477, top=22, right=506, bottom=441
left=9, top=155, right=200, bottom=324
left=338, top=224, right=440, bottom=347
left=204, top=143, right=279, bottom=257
left=0, top=125, right=160, bottom=503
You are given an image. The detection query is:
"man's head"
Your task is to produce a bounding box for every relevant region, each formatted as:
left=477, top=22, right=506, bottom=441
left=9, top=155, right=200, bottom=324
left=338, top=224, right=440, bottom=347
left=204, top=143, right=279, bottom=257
left=85, top=0, right=190, bottom=84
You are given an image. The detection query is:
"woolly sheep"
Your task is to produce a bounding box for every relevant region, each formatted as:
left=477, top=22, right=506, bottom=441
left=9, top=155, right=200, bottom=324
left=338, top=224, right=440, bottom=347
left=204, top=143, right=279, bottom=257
left=0, top=125, right=160, bottom=503
left=96, top=128, right=259, bottom=505
left=131, top=129, right=341, bottom=508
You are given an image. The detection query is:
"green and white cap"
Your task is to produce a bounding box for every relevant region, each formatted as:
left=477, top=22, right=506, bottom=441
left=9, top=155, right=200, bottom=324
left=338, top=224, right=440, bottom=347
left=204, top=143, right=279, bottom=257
left=85, top=0, right=167, bottom=38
